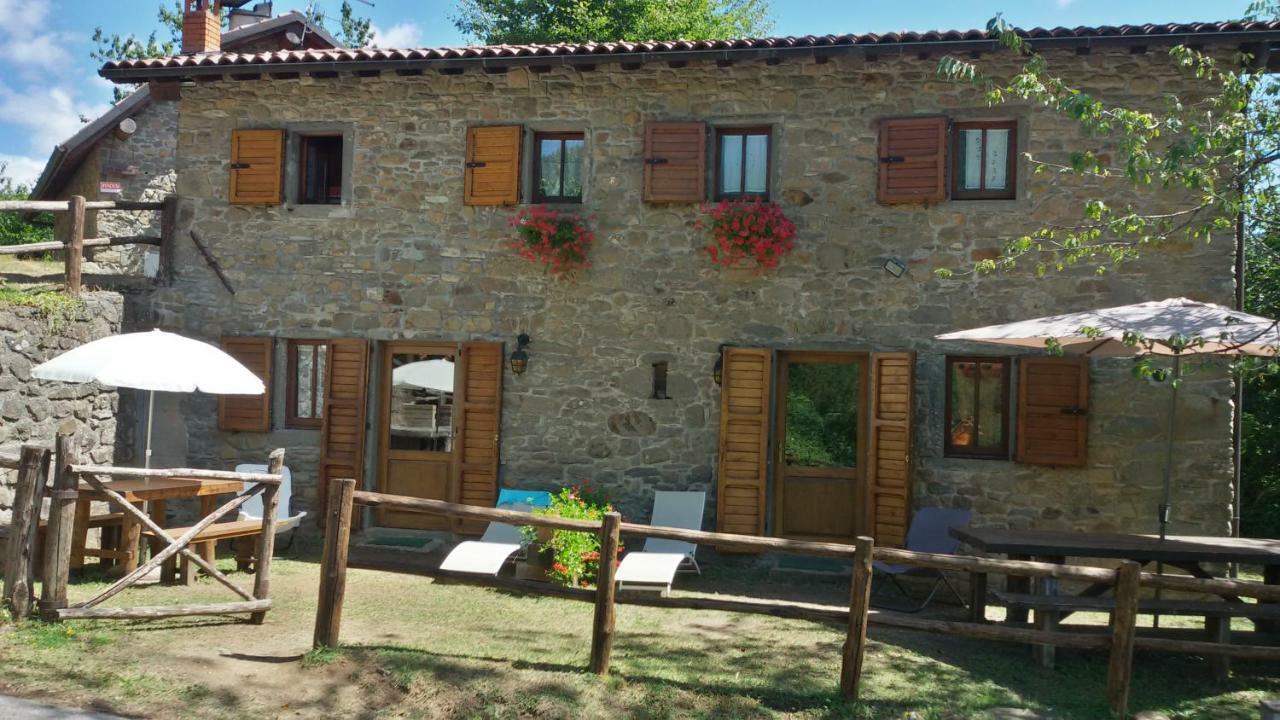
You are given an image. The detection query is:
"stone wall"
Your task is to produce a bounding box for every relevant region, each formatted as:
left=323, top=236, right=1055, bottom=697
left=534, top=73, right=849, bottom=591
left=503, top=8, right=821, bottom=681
left=0, top=292, right=136, bottom=522
left=151, top=46, right=1237, bottom=536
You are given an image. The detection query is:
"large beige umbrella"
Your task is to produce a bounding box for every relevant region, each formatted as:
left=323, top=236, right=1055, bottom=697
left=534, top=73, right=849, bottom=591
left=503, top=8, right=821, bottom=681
left=937, top=297, right=1280, bottom=539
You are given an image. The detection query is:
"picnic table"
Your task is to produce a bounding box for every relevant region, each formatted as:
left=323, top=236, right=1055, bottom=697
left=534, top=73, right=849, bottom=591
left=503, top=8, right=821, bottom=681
left=949, top=527, right=1280, bottom=624
left=71, top=477, right=245, bottom=577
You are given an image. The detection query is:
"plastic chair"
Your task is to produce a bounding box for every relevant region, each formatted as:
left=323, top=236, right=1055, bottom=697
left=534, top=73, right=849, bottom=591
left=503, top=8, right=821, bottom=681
left=872, top=507, right=973, bottom=613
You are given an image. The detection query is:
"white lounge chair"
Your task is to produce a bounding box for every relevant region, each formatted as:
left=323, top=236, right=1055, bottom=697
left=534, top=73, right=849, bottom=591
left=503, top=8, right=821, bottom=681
left=616, top=490, right=706, bottom=594
left=235, top=464, right=307, bottom=547
left=438, top=504, right=531, bottom=576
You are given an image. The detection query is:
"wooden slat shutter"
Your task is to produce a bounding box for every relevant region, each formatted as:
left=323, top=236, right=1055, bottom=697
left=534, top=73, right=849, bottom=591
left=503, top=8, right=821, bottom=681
left=716, top=347, right=771, bottom=540
left=229, top=129, right=284, bottom=205
left=453, top=342, right=504, bottom=535
left=464, top=126, right=522, bottom=206
left=318, top=339, right=370, bottom=525
left=1016, top=357, right=1089, bottom=467
left=643, top=122, right=706, bottom=203
left=867, top=352, right=915, bottom=547
left=877, top=116, right=947, bottom=205
left=217, top=336, right=272, bottom=432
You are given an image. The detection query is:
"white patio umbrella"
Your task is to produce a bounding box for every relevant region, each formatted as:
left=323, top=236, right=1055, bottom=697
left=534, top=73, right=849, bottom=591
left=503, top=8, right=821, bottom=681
left=392, top=358, right=454, bottom=393
left=937, top=297, right=1280, bottom=540
left=31, top=329, right=265, bottom=468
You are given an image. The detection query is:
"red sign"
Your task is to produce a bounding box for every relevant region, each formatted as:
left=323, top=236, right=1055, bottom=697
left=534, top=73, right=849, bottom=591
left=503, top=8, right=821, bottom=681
left=99, top=181, right=122, bottom=195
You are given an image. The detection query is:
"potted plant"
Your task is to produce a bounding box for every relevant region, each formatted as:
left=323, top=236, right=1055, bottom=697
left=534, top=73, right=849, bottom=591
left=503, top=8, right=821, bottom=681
left=519, top=483, right=618, bottom=587
left=698, top=198, right=797, bottom=270
left=510, top=206, right=594, bottom=281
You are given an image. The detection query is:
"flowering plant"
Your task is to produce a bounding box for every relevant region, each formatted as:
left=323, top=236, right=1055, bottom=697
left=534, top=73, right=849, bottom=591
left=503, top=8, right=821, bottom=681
left=697, top=199, right=797, bottom=270
left=522, top=483, right=619, bottom=587
left=510, top=206, right=594, bottom=280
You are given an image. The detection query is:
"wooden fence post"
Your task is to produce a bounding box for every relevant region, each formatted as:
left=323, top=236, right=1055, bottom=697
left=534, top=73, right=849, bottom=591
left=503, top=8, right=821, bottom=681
left=314, top=477, right=356, bottom=649
left=1107, top=561, right=1141, bottom=719
left=250, top=448, right=285, bottom=625
left=159, top=195, right=177, bottom=285
left=39, top=433, right=78, bottom=621
left=3, top=446, right=51, bottom=620
left=840, top=535, right=875, bottom=699
left=64, top=195, right=85, bottom=296
left=589, top=511, right=622, bottom=675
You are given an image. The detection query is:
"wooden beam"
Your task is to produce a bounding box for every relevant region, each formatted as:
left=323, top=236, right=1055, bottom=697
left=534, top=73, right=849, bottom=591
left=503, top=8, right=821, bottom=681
left=71, top=464, right=282, bottom=485
left=188, top=229, right=237, bottom=295
left=0, top=236, right=162, bottom=255
left=870, top=610, right=1110, bottom=650
left=3, top=446, right=50, bottom=620
left=352, top=490, right=601, bottom=533
left=39, top=433, right=78, bottom=621
left=840, top=536, right=874, bottom=699
left=250, top=449, right=285, bottom=624
left=589, top=512, right=621, bottom=675
left=314, top=478, right=356, bottom=649
left=57, top=599, right=270, bottom=621
left=395, top=68, right=423, bottom=76
left=64, top=195, right=84, bottom=296
left=1107, top=562, right=1140, bottom=719
left=159, top=195, right=177, bottom=285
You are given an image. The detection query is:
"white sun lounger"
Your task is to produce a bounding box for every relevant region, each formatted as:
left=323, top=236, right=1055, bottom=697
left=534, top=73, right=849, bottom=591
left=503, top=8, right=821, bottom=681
left=438, top=504, right=531, bottom=576
left=616, top=490, right=706, bottom=594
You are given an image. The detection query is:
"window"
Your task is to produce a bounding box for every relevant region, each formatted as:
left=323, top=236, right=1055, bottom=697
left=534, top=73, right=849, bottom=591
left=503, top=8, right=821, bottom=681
left=287, top=340, right=329, bottom=429
left=715, top=127, right=771, bottom=200
left=533, top=132, right=585, bottom=203
left=951, top=121, right=1016, bottom=200
left=944, top=356, right=1010, bottom=459
left=298, top=135, right=344, bottom=205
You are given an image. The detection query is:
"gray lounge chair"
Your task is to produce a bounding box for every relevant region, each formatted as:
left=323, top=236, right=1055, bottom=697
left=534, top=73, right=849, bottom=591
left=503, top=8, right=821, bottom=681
left=872, top=507, right=972, bottom=613
left=616, top=490, right=706, bottom=594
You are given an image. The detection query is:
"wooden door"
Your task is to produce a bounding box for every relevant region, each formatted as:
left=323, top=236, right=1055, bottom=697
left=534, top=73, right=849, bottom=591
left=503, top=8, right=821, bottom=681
left=452, top=342, right=504, bottom=535
left=377, top=342, right=459, bottom=530
left=318, top=338, right=369, bottom=526
left=773, top=351, right=868, bottom=543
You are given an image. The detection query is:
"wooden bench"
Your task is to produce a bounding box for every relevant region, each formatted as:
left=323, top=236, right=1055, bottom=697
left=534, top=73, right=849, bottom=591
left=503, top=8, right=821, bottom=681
left=142, top=519, right=268, bottom=584
left=993, top=591, right=1280, bottom=678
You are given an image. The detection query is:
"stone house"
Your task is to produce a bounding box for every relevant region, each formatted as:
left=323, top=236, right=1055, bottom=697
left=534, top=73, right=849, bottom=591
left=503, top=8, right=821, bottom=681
left=29, top=5, right=337, bottom=276
left=98, top=9, right=1280, bottom=547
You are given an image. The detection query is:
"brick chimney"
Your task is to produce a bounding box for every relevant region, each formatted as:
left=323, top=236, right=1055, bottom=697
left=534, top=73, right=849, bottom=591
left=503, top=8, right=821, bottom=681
left=182, top=0, right=222, bottom=55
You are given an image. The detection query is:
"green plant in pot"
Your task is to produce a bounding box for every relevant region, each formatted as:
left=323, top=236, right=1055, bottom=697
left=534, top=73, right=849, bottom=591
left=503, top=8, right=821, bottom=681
left=522, top=483, right=618, bottom=587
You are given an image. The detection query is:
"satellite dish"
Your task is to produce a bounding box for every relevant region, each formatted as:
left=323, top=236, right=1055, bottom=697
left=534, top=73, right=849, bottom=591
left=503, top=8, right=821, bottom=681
left=285, top=31, right=302, bottom=47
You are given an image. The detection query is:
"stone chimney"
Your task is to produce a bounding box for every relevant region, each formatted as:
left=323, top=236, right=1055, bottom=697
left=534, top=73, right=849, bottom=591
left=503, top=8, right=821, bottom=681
left=182, top=0, right=222, bottom=55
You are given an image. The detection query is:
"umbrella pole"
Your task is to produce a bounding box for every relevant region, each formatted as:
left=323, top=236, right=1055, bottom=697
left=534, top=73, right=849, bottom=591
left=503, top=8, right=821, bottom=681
left=1154, top=353, right=1182, bottom=630
left=145, top=389, right=155, bottom=470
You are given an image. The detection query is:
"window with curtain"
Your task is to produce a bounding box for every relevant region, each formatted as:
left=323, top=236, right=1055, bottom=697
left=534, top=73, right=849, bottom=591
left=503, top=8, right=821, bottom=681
left=533, top=132, right=585, bottom=203
left=944, top=356, right=1011, bottom=459
left=298, top=135, right=344, bottom=205
left=286, top=339, right=329, bottom=429
left=951, top=121, right=1016, bottom=200
left=715, top=127, right=771, bottom=200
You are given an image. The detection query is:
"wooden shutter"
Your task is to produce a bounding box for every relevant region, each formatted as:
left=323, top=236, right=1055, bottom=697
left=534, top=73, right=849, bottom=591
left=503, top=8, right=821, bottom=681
left=464, top=125, right=522, bottom=206
left=716, top=347, right=771, bottom=541
left=1016, top=357, right=1089, bottom=467
left=217, top=336, right=272, bottom=432
left=877, top=117, right=947, bottom=205
left=643, top=122, right=706, bottom=203
left=229, top=129, right=284, bottom=205
left=318, top=338, right=370, bottom=525
left=867, top=352, right=915, bottom=548
left=453, top=342, right=504, bottom=535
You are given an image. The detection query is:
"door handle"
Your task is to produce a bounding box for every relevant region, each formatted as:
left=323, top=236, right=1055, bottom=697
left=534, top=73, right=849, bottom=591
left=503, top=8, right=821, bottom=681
left=1059, top=407, right=1087, bottom=416
left=465, top=161, right=487, bottom=169
left=645, top=158, right=669, bottom=165
left=230, top=163, right=251, bottom=170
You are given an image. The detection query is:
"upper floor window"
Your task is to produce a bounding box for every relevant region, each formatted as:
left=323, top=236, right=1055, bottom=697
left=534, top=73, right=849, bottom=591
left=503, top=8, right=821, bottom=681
left=952, top=121, right=1016, bottom=200
left=715, top=127, right=771, bottom=200
left=286, top=339, right=328, bottom=429
left=298, top=134, right=344, bottom=205
left=533, top=132, right=585, bottom=203
left=944, top=356, right=1010, bottom=459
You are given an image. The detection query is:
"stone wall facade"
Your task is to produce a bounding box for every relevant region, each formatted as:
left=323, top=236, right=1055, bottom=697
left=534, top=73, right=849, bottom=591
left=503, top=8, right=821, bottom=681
left=0, top=292, right=136, bottom=522
left=149, top=46, right=1236, bottom=537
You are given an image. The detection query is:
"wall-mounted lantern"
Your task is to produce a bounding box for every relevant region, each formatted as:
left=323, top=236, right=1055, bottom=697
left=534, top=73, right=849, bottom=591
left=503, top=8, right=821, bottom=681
left=509, top=333, right=531, bottom=375
left=883, top=257, right=907, bottom=278
left=713, top=353, right=724, bottom=386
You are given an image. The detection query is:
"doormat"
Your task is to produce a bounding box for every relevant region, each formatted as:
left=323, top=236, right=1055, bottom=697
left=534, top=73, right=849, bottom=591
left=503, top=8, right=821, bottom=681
left=774, top=554, right=847, bottom=574
left=364, top=536, right=435, bottom=549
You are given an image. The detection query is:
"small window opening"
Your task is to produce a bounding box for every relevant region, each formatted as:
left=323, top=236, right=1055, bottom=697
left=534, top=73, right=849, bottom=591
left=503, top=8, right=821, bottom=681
left=299, top=135, right=343, bottom=205
left=652, top=362, right=669, bottom=400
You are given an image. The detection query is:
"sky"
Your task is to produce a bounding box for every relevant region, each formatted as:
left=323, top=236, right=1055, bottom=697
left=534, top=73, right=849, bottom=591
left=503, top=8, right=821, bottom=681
left=0, top=0, right=1248, bottom=187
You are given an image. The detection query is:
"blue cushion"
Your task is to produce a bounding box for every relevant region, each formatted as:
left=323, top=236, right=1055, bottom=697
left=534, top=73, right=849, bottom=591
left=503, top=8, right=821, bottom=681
left=497, top=488, right=553, bottom=508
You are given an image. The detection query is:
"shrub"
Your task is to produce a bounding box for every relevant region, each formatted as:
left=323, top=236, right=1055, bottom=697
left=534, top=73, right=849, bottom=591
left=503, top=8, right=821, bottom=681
left=524, top=483, right=618, bottom=587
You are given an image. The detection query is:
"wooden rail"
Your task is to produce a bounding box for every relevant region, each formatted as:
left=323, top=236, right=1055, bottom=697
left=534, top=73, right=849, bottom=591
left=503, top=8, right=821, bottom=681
left=71, top=464, right=283, bottom=485
left=0, top=195, right=176, bottom=294
left=315, top=488, right=1280, bottom=719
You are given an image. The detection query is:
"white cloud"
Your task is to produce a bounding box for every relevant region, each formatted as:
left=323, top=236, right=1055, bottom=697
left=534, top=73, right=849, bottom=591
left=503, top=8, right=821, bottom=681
left=372, top=22, right=423, bottom=49
left=0, top=153, right=49, bottom=187
left=0, top=0, right=50, bottom=35
left=0, top=84, right=110, bottom=156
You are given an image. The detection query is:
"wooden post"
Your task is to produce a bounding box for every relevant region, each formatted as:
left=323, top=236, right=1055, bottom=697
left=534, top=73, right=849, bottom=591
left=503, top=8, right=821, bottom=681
left=64, top=195, right=85, bottom=296
left=159, top=195, right=177, bottom=284
left=589, top=511, right=622, bottom=675
left=840, top=535, right=875, bottom=699
left=969, top=571, right=988, bottom=624
left=314, top=477, right=355, bottom=649
left=39, top=433, right=78, bottom=621
left=3, top=446, right=50, bottom=620
left=1107, top=561, right=1141, bottom=719
left=250, top=448, right=285, bottom=624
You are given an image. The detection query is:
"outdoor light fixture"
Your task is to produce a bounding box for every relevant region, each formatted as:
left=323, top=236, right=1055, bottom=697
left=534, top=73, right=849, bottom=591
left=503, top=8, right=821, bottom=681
left=713, top=355, right=724, bottom=386
left=883, top=257, right=907, bottom=278
left=509, top=333, right=531, bottom=375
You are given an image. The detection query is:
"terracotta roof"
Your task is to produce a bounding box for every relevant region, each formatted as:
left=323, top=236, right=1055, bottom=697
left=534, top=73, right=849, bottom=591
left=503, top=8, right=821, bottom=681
left=101, top=20, right=1280, bottom=81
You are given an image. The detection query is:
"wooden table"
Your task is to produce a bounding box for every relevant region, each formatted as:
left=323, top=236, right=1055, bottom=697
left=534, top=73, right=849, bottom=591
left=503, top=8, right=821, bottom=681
left=72, top=477, right=245, bottom=576
left=950, top=528, right=1280, bottom=625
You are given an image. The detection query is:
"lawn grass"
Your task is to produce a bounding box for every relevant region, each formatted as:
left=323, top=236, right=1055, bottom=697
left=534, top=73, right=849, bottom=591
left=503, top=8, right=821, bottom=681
left=0, top=550, right=1276, bottom=719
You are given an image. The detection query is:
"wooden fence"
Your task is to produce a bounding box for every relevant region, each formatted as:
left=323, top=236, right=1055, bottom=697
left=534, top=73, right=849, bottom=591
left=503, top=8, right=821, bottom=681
left=1, top=434, right=286, bottom=624
left=312, top=483, right=1280, bottom=718
left=0, top=195, right=177, bottom=294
